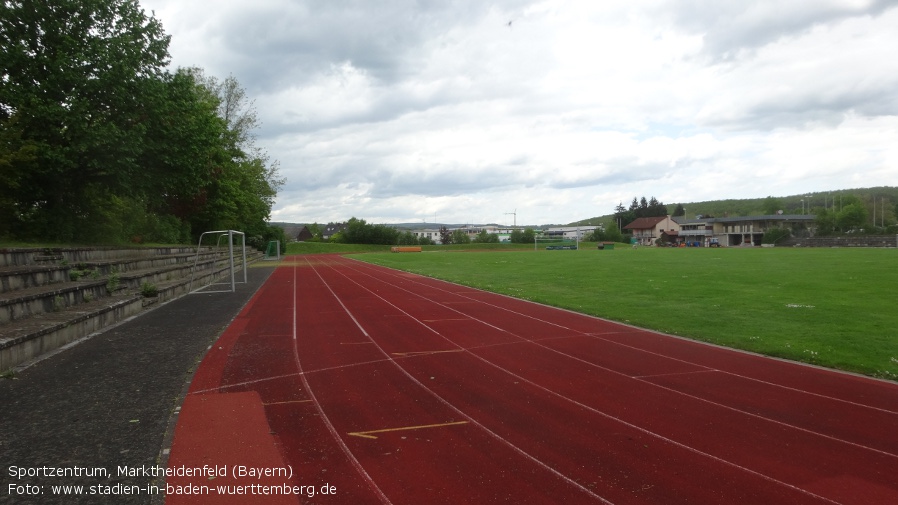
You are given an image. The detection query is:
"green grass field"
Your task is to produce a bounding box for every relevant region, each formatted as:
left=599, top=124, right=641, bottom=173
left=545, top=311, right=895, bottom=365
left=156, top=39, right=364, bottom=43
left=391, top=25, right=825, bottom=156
left=350, top=246, right=898, bottom=381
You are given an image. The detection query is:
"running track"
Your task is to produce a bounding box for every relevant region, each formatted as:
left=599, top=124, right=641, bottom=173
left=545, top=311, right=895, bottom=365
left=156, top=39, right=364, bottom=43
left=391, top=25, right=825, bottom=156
left=166, top=254, right=898, bottom=504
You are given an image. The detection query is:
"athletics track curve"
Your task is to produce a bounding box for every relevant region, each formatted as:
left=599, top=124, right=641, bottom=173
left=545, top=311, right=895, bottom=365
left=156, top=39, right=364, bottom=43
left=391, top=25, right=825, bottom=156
left=166, top=254, right=898, bottom=504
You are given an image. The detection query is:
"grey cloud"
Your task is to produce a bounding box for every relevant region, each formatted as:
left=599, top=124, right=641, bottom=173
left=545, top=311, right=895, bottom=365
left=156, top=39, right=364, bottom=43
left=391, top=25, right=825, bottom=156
left=215, top=0, right=534, bottom=94
left=664, top=0, right=898, bottom=60
left=700, top=74, right=898, bottom=131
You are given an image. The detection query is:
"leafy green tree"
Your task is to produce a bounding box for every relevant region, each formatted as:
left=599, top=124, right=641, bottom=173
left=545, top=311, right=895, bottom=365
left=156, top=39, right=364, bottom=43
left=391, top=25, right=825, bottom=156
left=672, top=204, right=685, bottom=217
left=338, top=217, right=400, bottom=245
left=0, top=0, right=170, bottom=241
left=140, top=69, right=228, bottom=227
left=603, top=220, right=623, bottom=242
left=814, top=208, right=836, bottom=236
left=837, top=203, right=867, bottom=231
left=0, top=114, right=37, bottom=237
left=473, top=229, right=499, bottom=243
left=762, top=227, right=791, bottom=244
left=308, top=223, right=323, bottom=241
left=451, top=229, right=471, bottom=244
left=509, top=228, right=537, bottom=244
left=397, top=231, right=418, bottom=245
left=762, top=196, right=784, bottom=215
left=177, top=70, right=282, bottom=237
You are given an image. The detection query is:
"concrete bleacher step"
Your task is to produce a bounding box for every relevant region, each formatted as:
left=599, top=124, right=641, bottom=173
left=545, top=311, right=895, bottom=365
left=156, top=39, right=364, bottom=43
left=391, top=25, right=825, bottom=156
left=0, top=246, right=264, bottom=372
left=0, top=293, right=143, bottom=371
left=0, top=264, right=70, bottom=294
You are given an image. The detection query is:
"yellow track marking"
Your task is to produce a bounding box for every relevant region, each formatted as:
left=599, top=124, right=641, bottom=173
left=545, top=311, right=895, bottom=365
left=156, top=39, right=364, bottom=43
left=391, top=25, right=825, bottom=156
left=348, top=421, right=469, bottom=439
left=391, top=349, right=463, bottom=357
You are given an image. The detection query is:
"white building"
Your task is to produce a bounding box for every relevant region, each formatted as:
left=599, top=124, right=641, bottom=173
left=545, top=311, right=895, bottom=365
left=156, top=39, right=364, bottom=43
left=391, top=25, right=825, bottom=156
left=545, top=226, right=601, bottom=241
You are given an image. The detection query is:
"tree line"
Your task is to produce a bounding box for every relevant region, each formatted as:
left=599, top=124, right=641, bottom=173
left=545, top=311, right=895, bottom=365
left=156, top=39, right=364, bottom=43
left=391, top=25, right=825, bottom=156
left=0, top=0, right=284, bottom=248
left=319, top=218, right=546, bottom=246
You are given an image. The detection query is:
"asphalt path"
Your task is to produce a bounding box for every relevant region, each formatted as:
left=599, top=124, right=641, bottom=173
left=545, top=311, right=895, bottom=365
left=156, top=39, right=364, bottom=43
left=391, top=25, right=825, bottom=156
left=0, top=264, right=275, bottom=505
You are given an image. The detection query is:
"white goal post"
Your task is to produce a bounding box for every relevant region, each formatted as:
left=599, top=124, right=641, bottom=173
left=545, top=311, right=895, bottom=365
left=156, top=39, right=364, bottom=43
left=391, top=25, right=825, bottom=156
left=188, top=230, right=248, bottom=293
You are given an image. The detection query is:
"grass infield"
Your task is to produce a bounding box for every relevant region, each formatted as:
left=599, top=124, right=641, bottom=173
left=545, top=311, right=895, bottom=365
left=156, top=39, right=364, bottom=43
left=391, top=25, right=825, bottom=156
left=352, top=245, right=898, bottom=382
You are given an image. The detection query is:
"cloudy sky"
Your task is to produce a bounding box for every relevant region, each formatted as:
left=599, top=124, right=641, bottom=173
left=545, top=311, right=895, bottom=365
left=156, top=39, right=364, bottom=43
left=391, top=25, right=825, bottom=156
left=139, top=0, right=898, bottom=225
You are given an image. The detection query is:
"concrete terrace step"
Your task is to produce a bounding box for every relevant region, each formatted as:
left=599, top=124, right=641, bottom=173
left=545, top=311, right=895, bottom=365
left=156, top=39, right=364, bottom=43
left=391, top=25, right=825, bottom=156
left=0, top=246, right=201, bottom=268
left=0, top=279, right=109, bottom=324
left=0, top=251, right=249, bottom=323
left=0, top=264, right=71, bottom=294
left=0, top=246, right=265, bottom=372
left=65, top=249, right=225, bottom=277
left=0, top=293, right=143, bottom=371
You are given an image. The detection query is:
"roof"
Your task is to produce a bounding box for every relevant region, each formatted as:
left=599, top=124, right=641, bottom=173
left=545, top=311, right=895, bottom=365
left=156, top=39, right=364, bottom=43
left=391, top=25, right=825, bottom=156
left=677, top=215, right=816, bottom=224
left=623, top=216, right=669, bottom=230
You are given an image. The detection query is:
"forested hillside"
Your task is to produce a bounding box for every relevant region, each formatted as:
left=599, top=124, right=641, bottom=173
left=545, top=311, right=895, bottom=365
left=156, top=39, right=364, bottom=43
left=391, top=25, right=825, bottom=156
left=0, top=0, right=283, bottom=246
left=578, top=187, right=898, bottom=231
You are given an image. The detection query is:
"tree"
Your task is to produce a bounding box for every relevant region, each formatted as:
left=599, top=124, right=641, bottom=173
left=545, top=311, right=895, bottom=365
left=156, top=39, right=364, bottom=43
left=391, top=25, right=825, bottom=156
left=397, top=231, right=418, bottom=245
left=837, top=203, right=867, bottom=231
left=672, top=204, right=685, bottom=217
left=307, top=223, right=323, bottom=241
left=439, top=226, right=452, bottom=245
left=472, top=229, right=499, bottom=243
left=814, top=208, right=836, bottom=236
left=0, top=114, right=37, bottom=237
left=603, top=220, right=623, bottom=243
left=140, top=69, right=227, bottom=226
left=762, top=196, right=783, bottom=215
left=181, top=69, right=282, bottom=236
left=451, top=229, right=471, bottom=244
left=0, top=0, right=170, bottom=240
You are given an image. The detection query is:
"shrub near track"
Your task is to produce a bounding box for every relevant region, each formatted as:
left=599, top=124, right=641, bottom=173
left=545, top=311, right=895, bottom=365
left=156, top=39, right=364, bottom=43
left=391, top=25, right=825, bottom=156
left=357, top=247, right=898, bottom=382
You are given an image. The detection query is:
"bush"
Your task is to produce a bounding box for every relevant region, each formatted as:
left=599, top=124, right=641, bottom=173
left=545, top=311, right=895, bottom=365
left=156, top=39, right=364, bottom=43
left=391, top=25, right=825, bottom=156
left=140, top=281, right=159, bottom=297
left=763, top=227, right=792, bottom=244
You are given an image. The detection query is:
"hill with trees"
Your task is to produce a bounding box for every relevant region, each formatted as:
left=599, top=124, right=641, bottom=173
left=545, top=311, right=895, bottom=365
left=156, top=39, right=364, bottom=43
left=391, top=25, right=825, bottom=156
left=575, top=187, right=898, bottom=235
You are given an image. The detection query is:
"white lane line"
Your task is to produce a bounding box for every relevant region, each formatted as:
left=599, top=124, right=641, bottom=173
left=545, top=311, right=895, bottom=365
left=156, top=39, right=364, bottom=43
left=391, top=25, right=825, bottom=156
left=312, top=257, right=614, bottom=504
left=336, top=257, right=887, bottom=498
left=296, top=257, right=393, bottom=505
left=348, top=257, right=898, bottom=416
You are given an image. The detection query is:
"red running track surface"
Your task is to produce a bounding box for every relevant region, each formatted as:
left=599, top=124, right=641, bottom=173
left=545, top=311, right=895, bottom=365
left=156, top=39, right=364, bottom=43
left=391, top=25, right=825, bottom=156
left=166, top=254, right=898, bottom=504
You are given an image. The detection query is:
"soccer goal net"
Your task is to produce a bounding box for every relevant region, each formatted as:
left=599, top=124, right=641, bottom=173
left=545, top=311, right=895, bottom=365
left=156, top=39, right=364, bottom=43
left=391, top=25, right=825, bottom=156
left=263, top=240, right=281, bottom=261
left=534, top=236, right=578, bottom=250
left=188, top=230, right=248, bottom=293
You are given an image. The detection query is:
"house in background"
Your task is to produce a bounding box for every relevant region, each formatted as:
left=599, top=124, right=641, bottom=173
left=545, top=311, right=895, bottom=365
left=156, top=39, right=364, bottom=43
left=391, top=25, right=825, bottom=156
left=412, top=228, right=443, bottom=244
left=322, top=222, right=347, bottom=241
left=295, top=226, right=314, bottom=242
left=623, top=216, right=680, bottom=246
left=278, top=224, right=314, bottom=242
left=677, top=215, right=816, bottom=247
left=545, top=226, right=601, bottom=241
left=677, top=219, right=714, bottom=246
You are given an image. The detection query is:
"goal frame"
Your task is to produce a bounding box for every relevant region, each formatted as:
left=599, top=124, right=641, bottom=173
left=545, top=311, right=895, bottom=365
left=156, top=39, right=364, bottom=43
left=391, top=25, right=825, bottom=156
left=188, top=230, right=247, bottom=293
